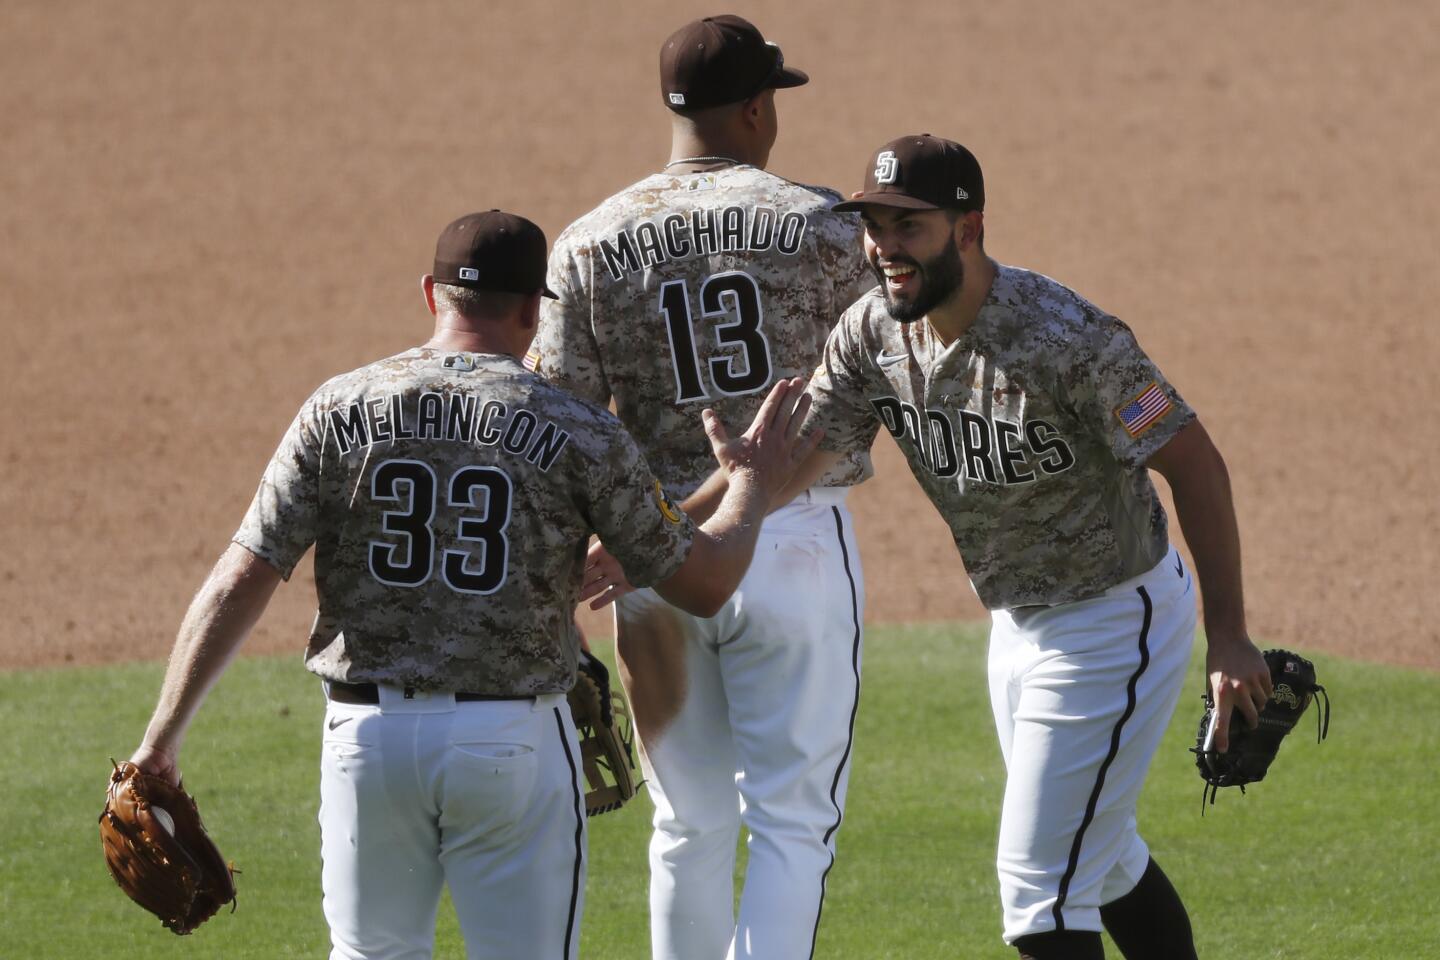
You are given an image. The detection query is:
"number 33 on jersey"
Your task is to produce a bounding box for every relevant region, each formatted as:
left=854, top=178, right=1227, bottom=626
left=231, top=349, right=694, bottom=695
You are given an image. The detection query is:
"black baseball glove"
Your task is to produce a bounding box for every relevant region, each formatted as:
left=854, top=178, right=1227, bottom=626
left=1192, top=648, right=1330, bottom=808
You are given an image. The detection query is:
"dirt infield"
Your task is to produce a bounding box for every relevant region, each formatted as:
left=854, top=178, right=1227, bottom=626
left=2, top=1, right=1436, bottom=671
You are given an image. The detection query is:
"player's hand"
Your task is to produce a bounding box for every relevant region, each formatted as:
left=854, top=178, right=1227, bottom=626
left=128, top=743, right=182, bottom=786
left=1205, top=635, right=1273, bottom=752
left=703, top=378, right=824, bottom=500
left=581, top=540, right=636, bottom=610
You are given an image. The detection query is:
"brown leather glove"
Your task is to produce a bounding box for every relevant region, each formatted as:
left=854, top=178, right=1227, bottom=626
left=99, top=760, right=237, bottom=934
left=567, top=652, right=640, bottom=816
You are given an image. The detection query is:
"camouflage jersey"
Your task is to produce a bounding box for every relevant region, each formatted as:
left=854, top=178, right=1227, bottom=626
left=233, top=348, right=694, bottom=694
left=808, top=263, right=1196, bottom=610
left=530, top=165, right=874, bottom=498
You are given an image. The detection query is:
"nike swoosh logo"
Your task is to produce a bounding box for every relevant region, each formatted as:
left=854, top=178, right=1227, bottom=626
left=1174, top=555, right=1184, bottom=578
left=876, top=350, right=908, bottom=367
left=327, top=716, right=352, bottom=731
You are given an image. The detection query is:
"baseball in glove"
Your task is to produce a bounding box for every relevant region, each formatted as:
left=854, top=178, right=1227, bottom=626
left=567, top=651, right=640, bottom=816
left=1192, top=648, right=1330, bottom=808
left=99, top=760, right=237, bottom=934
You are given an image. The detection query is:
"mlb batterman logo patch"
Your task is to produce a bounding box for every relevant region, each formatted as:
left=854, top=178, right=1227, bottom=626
left=652, top=480, right=682, bottom=524
left=1114, top=381, right=1172, bottom=438
left=444, top=354, right=477, bottom=372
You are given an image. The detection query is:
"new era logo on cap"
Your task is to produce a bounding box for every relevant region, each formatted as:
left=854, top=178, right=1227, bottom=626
left=458, top=267, right=480, bottom=281
left=668, top=93, right=686, bottom=105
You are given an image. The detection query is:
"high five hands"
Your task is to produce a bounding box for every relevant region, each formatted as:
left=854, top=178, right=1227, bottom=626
left=580, top=378, right=822, bottom=610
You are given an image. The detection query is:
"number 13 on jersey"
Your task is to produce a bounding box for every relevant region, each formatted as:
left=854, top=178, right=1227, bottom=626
left=660, top=270, right=773, bottom=403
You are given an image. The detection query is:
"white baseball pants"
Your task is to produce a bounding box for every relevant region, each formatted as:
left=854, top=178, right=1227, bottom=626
left=616, top=492, right=864, bottom=960
left=988, top=544, right=1196, bottom=943
left=318, top=687, right=586, bottom=960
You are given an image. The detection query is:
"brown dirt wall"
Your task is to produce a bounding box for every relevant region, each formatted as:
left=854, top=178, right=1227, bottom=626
left=2, top=0, right=1436, bottom=671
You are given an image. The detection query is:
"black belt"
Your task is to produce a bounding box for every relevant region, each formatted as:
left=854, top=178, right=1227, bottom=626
left=326, top=681, right=531, bottom=705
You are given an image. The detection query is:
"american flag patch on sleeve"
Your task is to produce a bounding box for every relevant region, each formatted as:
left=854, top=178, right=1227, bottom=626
left=1114, top=381, right=1172, bottom=438
left=522, top=347, right=541, bottom=372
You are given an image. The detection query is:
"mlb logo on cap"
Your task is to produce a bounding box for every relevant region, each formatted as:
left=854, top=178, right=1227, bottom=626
left=432, top=209, right=558, bottom=299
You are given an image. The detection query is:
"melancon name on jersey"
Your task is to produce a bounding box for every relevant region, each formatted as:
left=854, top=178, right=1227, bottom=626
left=597, top=204, right=809, bottom=281
left=326, top=392, right=571, bottom=472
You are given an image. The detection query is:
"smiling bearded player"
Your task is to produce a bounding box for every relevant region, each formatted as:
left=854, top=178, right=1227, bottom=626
left=785, top=134, right=1273, bottom=959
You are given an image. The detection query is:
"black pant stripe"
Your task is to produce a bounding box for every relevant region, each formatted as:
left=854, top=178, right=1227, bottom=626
left=554, top=706, right=585, bottom=959
left=1050, top=586, right=1154, bottom=931
left=807, top=506, right=863, bottom=960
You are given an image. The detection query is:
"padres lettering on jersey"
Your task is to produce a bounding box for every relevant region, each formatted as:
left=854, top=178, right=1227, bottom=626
left=532, top=166, right=876, bottom=499
left=808, top=265, right=1197, bottom=609
left=233, top=349, right=694, bottom=695
left=867, top=396, right=1076, bottom=485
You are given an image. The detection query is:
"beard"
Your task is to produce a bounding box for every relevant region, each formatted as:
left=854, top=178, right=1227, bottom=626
left=871, top=233, right=965, bottom=323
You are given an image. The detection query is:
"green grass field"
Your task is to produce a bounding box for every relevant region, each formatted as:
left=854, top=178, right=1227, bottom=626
left=3, top=624, right=1435, bottom=958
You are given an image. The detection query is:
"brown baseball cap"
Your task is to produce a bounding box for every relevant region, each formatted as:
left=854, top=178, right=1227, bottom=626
left=433, top=210, right=557, bottom=299
left=833, top=135, right=985, bottom=213
left=660, top=15, right=808, bottom=112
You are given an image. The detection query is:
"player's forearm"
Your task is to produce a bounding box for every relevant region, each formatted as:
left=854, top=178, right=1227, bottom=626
left=655, top=470, right=770, bottom=616
left=682, top=444, right=842, bottom=526
left=141, top=544, right=281, bottom=756
left=1166, top=448, right=1248, bottom=645
left=700, top=466, right=770, bottom=558
left=772, top=445, right=843, bottom=507
left=679, top=469, right=730, bottom=526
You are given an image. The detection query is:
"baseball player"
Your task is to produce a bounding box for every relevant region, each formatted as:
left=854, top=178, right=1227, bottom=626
left=527, top=15, right=873, bottom=960
left=779, top=136, right=1273, bottom=959
left=125, top=210, right=821, bottom=960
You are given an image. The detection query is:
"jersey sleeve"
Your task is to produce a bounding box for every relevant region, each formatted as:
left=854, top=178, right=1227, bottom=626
left=532, top=232, right=611, bottom=407
left=232, top=396, right=325, bottom=578
left=1065, top=314, right=1197, bottom=467
left=805, top=203, right=874, bottom=333
left=582, top=421, right=695, bottom=587
left=829, top=216, right=876, bottom=318
left=806, top=309, right=882, bottom=455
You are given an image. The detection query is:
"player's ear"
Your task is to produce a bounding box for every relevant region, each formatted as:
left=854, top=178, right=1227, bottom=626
left=957, top=211, right=984, bottom=251
left=421, top=275, right=438, bottom=316
left=518, top=291, right=541, bottom=330
left=740, top=91, right=768, bottom=130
